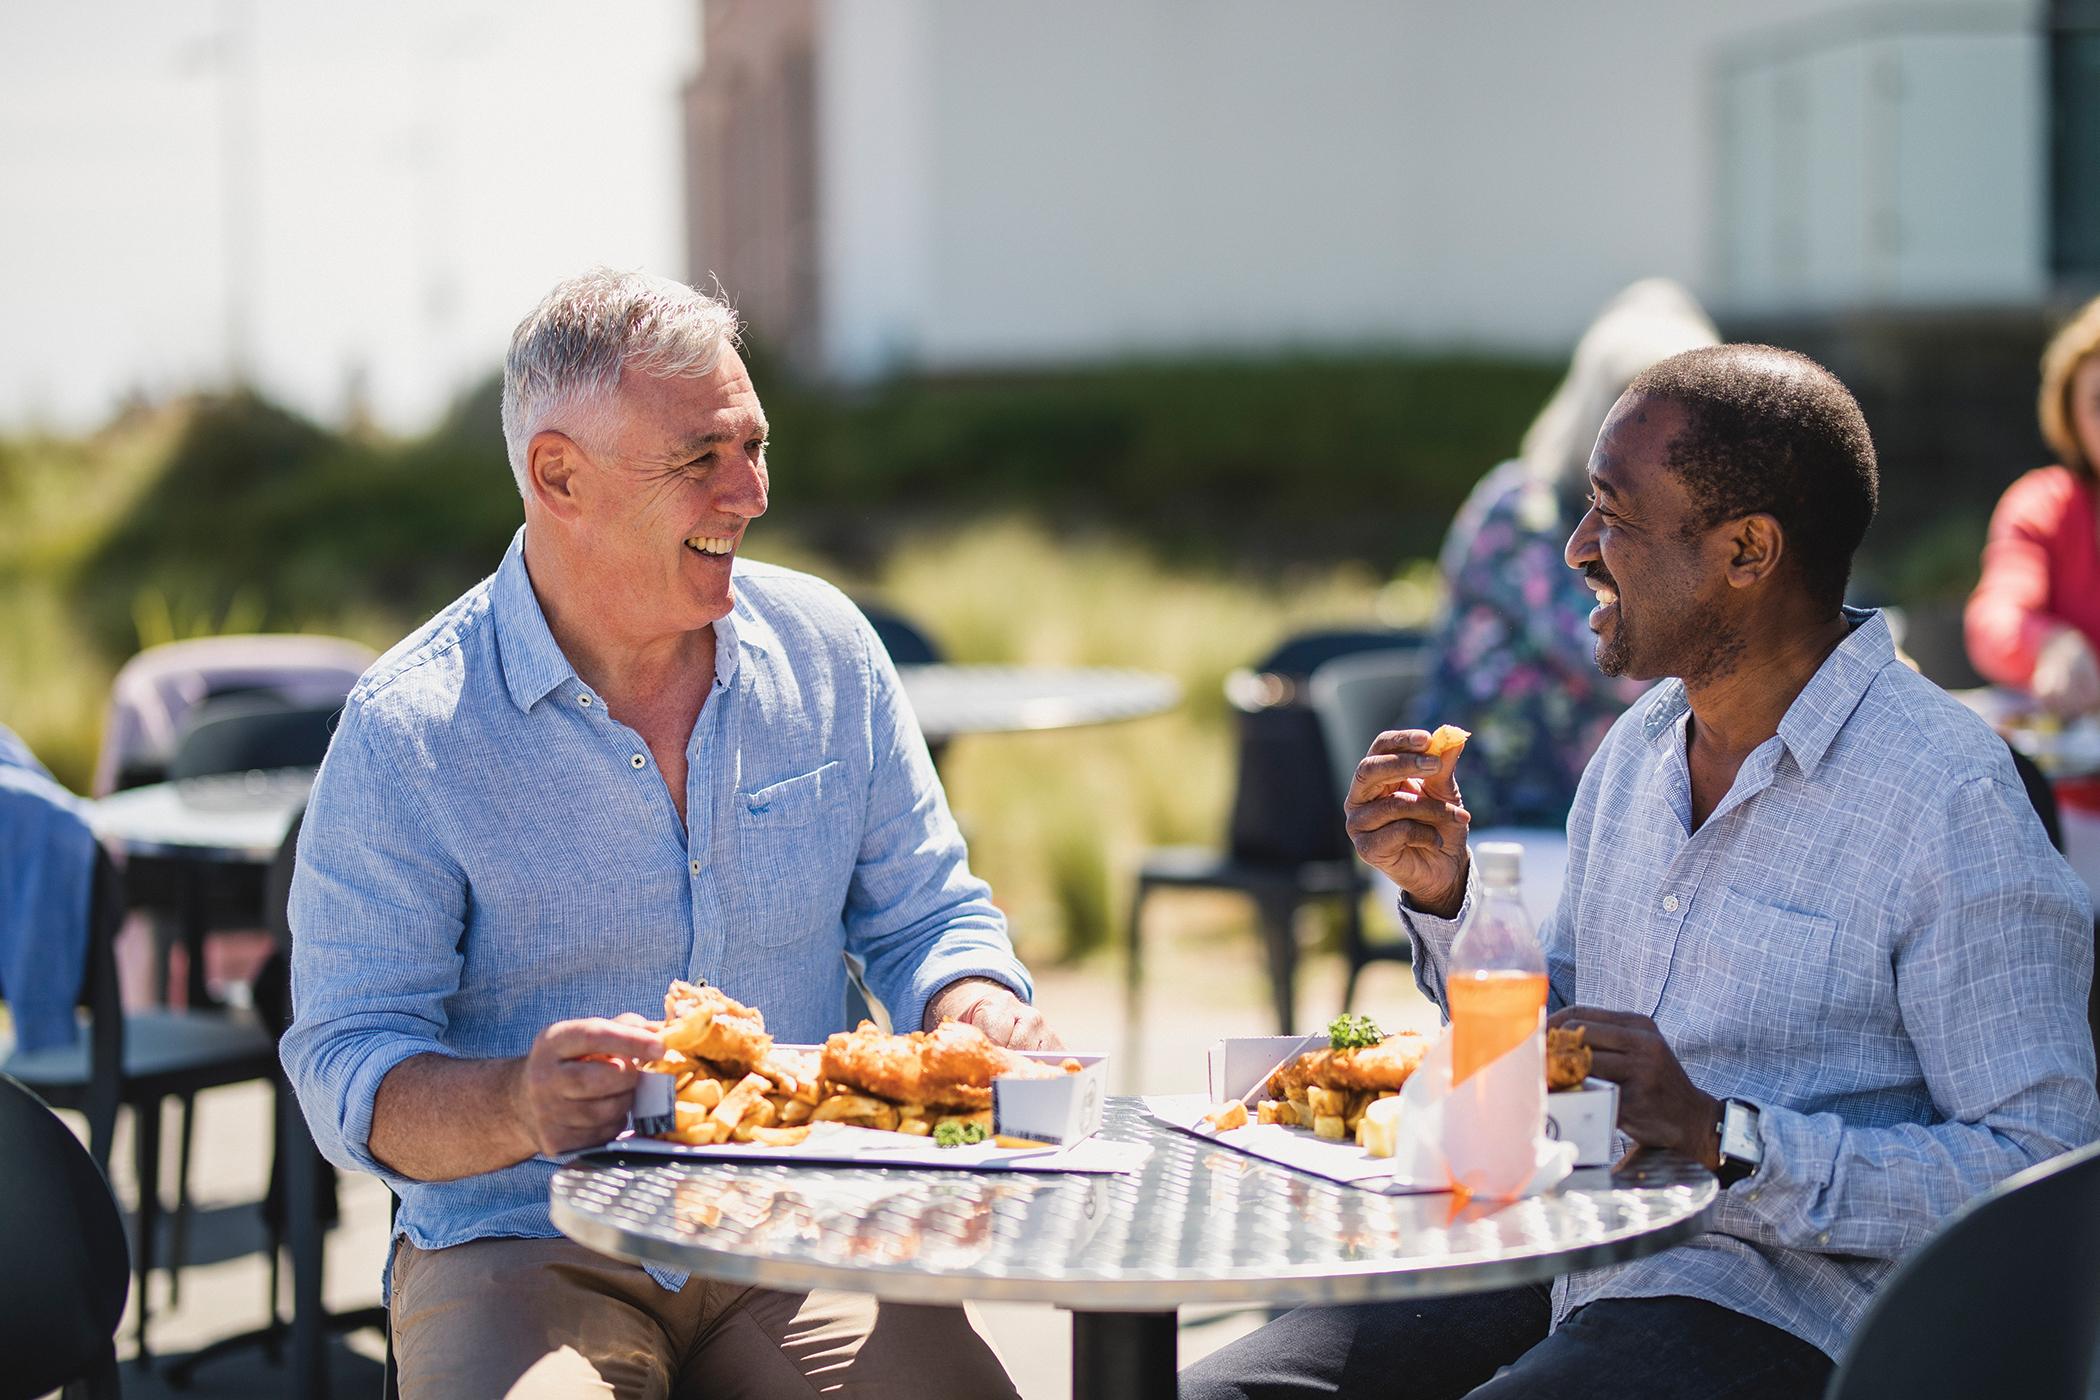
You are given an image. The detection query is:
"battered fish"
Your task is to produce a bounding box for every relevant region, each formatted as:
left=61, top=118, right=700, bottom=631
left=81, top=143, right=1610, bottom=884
left=1267, top=1031, right=1433, bottom=1099
left=821, top=1020, right=1065, bottom=1110
left=1546, top=1025, right=1592, bottom=1092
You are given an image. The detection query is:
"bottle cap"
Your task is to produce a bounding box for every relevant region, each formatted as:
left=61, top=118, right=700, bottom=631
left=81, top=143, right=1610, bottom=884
left=1476, top=841, right=1523, bottom=887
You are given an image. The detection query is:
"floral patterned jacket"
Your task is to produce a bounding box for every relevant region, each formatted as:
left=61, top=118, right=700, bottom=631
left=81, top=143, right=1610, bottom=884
left=1414, top=460, right=1644, bottom=828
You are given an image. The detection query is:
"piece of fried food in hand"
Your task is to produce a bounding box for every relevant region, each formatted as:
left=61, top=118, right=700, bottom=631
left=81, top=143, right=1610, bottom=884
left=661, top=982, right=774, bottom=1073
left=1425, top=724, right=1471, bottom=759
left=1546, top=1025, right=1592, bottom=1091
left=1202, top=1101, right=1249, bottom=1131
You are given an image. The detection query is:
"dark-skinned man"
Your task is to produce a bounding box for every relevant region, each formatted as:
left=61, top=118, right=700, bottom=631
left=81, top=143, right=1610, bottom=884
left=1183, top=345, right=2098, bottom=1400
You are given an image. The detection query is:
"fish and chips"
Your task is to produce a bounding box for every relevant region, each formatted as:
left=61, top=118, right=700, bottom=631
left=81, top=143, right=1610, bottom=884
left=637, top=981, right=1081, bottom=1149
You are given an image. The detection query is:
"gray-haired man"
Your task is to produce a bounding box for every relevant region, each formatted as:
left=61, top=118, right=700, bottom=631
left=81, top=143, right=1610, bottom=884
left=283, top=268, right=1047, bottom=1395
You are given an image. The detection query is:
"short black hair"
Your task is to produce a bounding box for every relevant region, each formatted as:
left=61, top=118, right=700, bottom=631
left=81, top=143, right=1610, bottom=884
left=1624, top=344, right=1878, bottom=613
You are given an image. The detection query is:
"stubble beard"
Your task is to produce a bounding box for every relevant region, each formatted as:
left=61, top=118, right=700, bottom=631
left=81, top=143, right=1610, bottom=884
left=1594, top=596, right=1745, bottom=687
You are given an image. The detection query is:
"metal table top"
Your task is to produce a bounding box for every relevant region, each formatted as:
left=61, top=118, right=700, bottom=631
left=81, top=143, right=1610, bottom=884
left=88, top=766, right=315, bottom=863
left=896, top=665, right=1181, bottom=744
left=551, top=1098, right=1715, bottom=1313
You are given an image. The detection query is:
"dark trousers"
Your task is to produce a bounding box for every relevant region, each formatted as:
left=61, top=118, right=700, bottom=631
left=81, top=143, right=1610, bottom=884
left=1180, top=1288, right=1833, bottom=1400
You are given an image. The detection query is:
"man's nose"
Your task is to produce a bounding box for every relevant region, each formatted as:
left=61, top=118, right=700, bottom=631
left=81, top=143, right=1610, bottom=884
left=724, top=455, right=768, bottom=518
left=1565, top=507, right=1599, bottom=571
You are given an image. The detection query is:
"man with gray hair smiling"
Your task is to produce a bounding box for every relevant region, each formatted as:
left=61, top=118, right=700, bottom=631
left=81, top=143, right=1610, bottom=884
left=281, top=267, right=1046, bottom=1396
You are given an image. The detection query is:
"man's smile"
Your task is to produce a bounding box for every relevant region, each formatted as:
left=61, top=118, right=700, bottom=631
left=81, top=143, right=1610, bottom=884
left=685, top=534, right=736, bottom=558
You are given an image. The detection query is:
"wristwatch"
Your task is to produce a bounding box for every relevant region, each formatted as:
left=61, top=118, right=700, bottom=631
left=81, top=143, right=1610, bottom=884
left=1716, top=1097, right=1762, bottom=1187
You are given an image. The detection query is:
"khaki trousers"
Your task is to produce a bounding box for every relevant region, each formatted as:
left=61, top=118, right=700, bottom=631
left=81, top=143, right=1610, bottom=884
left=390, top=1236, right=1020, bottom=1400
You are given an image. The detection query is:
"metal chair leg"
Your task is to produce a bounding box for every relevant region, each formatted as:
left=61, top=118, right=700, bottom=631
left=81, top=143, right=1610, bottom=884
left=1255, top=892, right=1299, bottom=1033
left=169, top=1090, right=196, bottom=1306
left=132, top=1098, right=163, bottom=1364
left=1123, top=881, right=1151, bottom=1064
left=1339, top=890, right=1367, bottom=1013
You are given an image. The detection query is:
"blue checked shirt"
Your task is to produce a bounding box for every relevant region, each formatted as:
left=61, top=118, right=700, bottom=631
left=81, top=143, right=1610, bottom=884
left=1404, top=609, right=2099, bottom=1361
left=281, top=530, right=1031, bottom=1276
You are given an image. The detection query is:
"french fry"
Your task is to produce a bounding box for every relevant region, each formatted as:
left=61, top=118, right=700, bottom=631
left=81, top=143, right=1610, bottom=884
left=679, top=1077, right=725, bottom=1110
left=1257, top=1101, right=1286, bottom=1126
left=1307, top=1086, right=1348, bottom=1120
left=1202, top=1101, right=1250, bottom=1131
left=777, top=1099, right=813, bottom=1126
left=810, top=1093, right=893, bottom=1123
left=897, top=1118, right=933, bottom=1137
left=710, top=1072, right=771, bottom=1132
left=745, top=1125, right=812, bottom=1147
left=744, top=1096, right=779, bottom=1130
left=1312, top=1114, right=1346, bottom=1141
left=994, top=1135, right=1055, bottom=1149
left=1275, top=1100, right=1301, bottom=1127
left=897, top=1104, right=927, bottom=1122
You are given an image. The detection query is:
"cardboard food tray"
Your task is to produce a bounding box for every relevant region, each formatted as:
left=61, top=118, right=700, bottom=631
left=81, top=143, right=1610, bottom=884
left=574, top=1048, right=1144, bottom=1175
left=1144, top=1035, right=1621, bottom=1195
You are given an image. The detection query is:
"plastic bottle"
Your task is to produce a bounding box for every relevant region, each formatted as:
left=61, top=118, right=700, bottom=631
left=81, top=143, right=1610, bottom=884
left=1444, top=841, right=1547, bottom=1198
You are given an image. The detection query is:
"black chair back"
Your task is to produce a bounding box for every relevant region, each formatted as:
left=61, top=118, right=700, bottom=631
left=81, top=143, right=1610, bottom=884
left=168, top=694, right=340, bottom=781
left=0, top=1074, right=130, bottom=1400
left=1225, top=629, right=1424, bottom=867
left=856, top=603, right=943, bottom=667
left=1825, top=1139, right=2100, bottom=1400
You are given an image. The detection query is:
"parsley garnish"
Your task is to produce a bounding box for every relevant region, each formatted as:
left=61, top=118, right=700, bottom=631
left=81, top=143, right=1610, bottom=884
left=1328, top=1013, right=1384, bottom=1050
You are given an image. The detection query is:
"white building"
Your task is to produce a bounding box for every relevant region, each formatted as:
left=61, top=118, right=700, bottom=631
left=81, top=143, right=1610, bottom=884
left=685, top=0, right=2096, bottom=380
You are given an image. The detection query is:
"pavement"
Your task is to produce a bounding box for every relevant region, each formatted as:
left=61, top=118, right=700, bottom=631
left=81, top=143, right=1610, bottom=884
left=53, top=892, right=1436, bottom=1400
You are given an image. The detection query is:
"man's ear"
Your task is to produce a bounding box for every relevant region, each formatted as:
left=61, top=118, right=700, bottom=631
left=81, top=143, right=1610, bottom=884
left=1725, top=513, right=1783, bottom=589
left=526, top=431, right=586, bottom=520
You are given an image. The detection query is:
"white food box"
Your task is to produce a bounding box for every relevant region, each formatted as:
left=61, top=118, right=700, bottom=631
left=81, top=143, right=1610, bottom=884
left=1543, top=1077, right=1618, bottom=1168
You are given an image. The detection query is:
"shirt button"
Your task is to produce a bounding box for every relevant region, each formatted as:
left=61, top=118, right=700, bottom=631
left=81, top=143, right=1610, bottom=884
left=1818, top=1232, right=1831, bottom=1245
left=1661, top=894, right=1680, bottom=913
left=577, top=693, right=593, bottom=707
left=689, top=859, right=702, bottom=876
left=630, top=753, right=647, bottom=769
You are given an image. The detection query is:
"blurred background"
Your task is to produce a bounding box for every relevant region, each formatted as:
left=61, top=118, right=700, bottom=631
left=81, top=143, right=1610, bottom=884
left=8, top=2, right=2100, bottom=1392
left=8, top=0, right=2095, bottom=966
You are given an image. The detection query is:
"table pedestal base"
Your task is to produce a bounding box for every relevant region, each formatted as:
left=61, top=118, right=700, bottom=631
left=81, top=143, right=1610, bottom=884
left=1069, top=1309, right=1177, bottom=1400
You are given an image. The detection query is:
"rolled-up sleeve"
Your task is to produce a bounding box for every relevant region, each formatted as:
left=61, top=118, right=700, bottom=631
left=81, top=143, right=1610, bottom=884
left=842, top=623, right=1031, bottom=1035
left=1733, top=774, right=2100, bottom=1258
left=279, top=709, right=468, bottom=1187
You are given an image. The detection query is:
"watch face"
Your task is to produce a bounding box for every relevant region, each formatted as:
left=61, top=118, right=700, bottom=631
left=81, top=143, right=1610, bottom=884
left=1720, top=1101, right=1760, bottom=1163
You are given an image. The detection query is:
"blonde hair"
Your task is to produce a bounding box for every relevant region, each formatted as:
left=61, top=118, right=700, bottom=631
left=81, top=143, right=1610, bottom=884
left=2038, top=294, right=2100, bottom=480
left=500, top=267, right=742, bottom=497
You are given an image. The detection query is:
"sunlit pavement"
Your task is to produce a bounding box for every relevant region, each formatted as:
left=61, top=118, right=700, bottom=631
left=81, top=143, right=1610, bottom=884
left=64, top=897, right=1435, bottom=1399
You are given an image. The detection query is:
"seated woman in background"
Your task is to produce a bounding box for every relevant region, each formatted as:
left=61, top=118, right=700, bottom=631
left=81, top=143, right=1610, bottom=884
left=1966, top=295, right=2100, bottom=718
left=1966, top=294, right=2100, bottom=899
left=1414, top=278, right=1717, bottom=828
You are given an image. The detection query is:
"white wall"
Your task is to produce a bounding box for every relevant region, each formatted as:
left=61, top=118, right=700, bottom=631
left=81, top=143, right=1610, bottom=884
left=812, top=0, right=2042, bottom=379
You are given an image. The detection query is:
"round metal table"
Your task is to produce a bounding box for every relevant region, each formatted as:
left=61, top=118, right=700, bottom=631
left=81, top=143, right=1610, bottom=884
left=552, top=1098, right=1715, bottom=1399
left=897, top=665, right=1181, bottom=744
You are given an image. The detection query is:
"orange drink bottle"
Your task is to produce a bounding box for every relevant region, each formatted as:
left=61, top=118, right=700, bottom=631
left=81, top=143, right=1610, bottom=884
left=1444, top=841, right=1547, bottom=1199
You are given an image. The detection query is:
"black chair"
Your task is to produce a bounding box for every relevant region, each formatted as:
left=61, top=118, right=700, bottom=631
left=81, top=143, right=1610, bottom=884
left=855, top=602, right=943, bottom=668
left=1, top=845, right=279, bottom=1364
left=0, top=1074, right=130, bottom=1400
left=166, top=806, right=388, bottom=1398
left=1824, top=1138, right=2100, bottom=1399
left=1125, top=629, right=1422, bottom=1044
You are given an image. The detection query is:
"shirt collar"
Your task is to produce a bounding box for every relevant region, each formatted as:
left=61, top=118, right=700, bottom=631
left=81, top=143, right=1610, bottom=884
left=1640, top=606, right=1893, bottom=780
left=493, top=529, right=577, bottom=713
left=493, top=527, right=748, bottom=712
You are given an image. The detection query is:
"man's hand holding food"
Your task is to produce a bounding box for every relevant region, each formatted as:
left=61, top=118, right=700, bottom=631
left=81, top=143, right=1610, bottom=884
left=1549, top=1006, right=1722, bottom=1170
left=1345, top=728, right=1473, bottom=918
left=925, top=976, right=1064, bottom=1051
left=507, top=1015, right=666, bottom=1158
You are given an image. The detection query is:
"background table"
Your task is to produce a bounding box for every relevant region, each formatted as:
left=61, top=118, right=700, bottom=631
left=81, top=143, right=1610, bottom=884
left=897, top=664, right=1181, bottom=744
left=552, top=1098, right=1715, bottom=1399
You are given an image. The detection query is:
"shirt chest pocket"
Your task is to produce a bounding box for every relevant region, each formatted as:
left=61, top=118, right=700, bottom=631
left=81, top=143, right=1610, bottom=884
left=1698, top=884, right=1874, bottom=1051
left=733, top=761, right=855, bottom=947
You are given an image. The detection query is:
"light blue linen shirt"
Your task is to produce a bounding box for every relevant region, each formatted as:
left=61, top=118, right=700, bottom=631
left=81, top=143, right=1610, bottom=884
left=1405, top=608, right=2099, bottom=1361
left=281, top=529, right=1032, bottom=1272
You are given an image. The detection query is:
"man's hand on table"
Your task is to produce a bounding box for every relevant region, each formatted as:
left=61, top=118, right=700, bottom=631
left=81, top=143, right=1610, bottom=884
left=924, top=976, right=1064, bottom=1051
left=508, top=1015, right=667, bottom=1157
left=1550, top=1006, right=1720, bottom=1170
left=1345, top=729, right=1472, bottom=918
